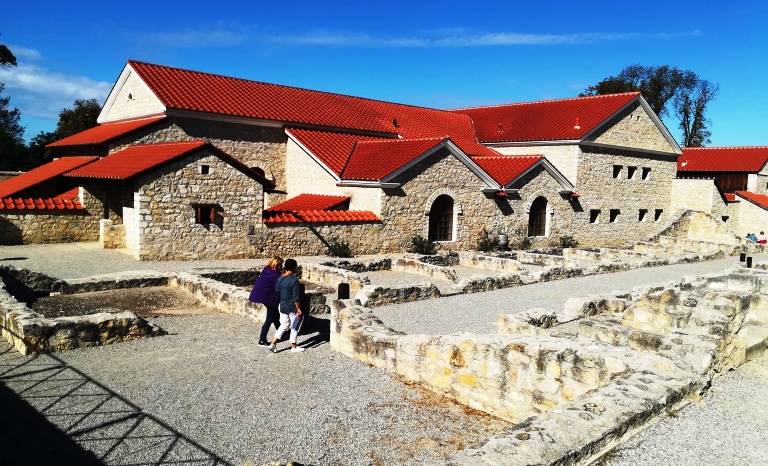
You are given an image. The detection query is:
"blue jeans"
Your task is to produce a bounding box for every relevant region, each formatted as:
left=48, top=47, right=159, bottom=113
left=259, top=306, right=280, bottom=343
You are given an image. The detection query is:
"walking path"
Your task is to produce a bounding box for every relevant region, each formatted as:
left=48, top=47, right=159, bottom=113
left=0, top=243, right=765, bottom=465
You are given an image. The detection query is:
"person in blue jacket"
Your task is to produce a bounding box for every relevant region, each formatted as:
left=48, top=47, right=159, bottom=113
left=248, top=256, right=283, bottom=347
left=269, top=258, right=305, bottom=353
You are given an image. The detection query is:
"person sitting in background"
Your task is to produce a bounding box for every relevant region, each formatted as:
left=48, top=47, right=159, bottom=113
left=747, top=233, right=758, bottom=243
left=759, top=231, right=767, bottom=244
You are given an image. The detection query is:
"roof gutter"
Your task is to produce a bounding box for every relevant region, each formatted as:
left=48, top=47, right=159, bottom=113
left=336, top=181, right=401, bottom=188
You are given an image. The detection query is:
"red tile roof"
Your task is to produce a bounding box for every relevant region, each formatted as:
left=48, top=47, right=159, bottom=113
left=267, top=194, right=350, bottom=212
left=0, top=157, right=99, bottom=199
left=46, top=117, right=166, bottom=147
left=342, top=137, right=447, bottom=181
left=450, top=92, right=640, bottom=143
left=735, top=191, right=768, bottom=209
left=471, top=155, right=543, bottom=186
left=287, top=129, right=384, bottom=176
left=0, top=188, right=83, bottom=211
left=678, top=146, right=768, bottom=172
left=262, top=210, right=380, bottom=224
left=724, top=193, right=737, bottom=202
left=128, top=61, right=497, bottom=158
left=64, top=140, right=208, bottom=180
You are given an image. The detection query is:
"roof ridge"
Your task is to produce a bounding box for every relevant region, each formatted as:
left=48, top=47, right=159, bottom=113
left=355, top=136, right=447, bottom=145
left=450, top=92, right=640, bottom=112
left=129, top=60, right=457, bottom=115
left=683, top=146, right=768, bottom=150
left=127, top=139, right=206, bottom=147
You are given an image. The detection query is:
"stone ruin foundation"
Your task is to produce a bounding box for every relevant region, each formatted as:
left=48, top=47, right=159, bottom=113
left=330, top=265, right=768, bottom=465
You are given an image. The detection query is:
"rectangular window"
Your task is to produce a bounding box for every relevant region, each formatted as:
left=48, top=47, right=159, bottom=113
left=627, top=166, right=637, bottom=179
left=194, top=204, right=217, bottom=225
left=609, top=209, right=620, bottom=223
left=639, top=209, right=648, bottom=222
left=642, top=167, right=651, bottom=180
left=655, top=209, right=663, bottom=222
left=612, top=165, right=623, bottom=179
left=199, top=164, right=210, bottom=175
left=590, top=209, right=600, bottom=224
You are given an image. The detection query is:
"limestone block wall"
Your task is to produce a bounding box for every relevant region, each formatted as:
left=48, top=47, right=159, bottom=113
left=493, top=145, right=581, bottom=185
left=587, top=101, right=678, bottom=154
left=99, top=219, right=126, bottom=249
left=0, top=211, right=99, bottom=245
left=331, top=305, right=629, bottom=421
left=736, top=198, right=768, bottom=238
left=248, top=223, right=386, bottom=257
left=101, top=69, right=166, bottom=122
left=458, top=252, right=522, bottom=273
left=572, top=147, right=677, bottom=247
left=392, top=258, right=458, bottom=282
left=134, top=148, right=264, bottom=261
left=669, top=178, right=736, bottom=226
left=116, top=117, right=288, bottom=203
left=299, top=263, right=369, bottom=292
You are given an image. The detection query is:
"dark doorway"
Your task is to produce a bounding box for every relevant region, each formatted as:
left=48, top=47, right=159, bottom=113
left=428, top=195, right=454, bottom=242
left=528, top=196, right=547, bottom=236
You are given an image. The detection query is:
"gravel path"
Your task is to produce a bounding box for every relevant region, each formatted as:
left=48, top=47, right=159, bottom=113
left=607, top=358, right=768, bottom=466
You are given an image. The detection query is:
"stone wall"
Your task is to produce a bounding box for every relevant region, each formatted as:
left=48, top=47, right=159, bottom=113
left=736, top=197, right=768, bottom=238
left=0, top=210, right=99, bottom=245
left=134, top=148, right=265, bottom=260
left=247, top=223, right=386, bottom=257
left=458, top=252, right=522, bottom=273
left=670, top=178, right=737, bottom=226
left=99, top=219, right=126, bottom=249
left=587, top=101, right=677, bottom=154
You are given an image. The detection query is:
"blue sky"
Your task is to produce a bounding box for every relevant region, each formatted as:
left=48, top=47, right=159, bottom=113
left=2, top=0, right=766, bottom=147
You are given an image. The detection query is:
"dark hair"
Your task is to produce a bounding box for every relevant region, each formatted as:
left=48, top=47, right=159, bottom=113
left=284, top=258, right=297, bottom=272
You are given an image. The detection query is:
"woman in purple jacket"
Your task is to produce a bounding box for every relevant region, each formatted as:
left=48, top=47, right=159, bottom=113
left=249, top=256, right=283, bottom=346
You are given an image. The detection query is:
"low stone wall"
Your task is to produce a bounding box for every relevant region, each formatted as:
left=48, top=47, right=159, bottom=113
left=457, top=252, right=522, bottom=273
left=391, top=257, right=458, bottom=283
left=0, top=211, right=99, bottom=245
left=451, top=273, right=524, bottom=294
left=0, top=281, right=165, bottom=355
left=99, top=219, right=126, bottom=249
left=299, top=263, right=369, bottom=292
left=514, top=251, right=570, bottom=267
left=562, top=247, right=654, bottom=261
left=355, top=283, right=441, bottom=307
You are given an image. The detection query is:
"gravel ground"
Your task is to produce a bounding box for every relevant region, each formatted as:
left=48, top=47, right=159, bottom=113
left=607, top=358, right=768, bottom=466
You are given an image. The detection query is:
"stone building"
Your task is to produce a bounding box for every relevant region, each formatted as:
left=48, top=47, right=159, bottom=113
left=671, top=146, right=768, bottom=234
left=0, top=60, right=698, bottom=258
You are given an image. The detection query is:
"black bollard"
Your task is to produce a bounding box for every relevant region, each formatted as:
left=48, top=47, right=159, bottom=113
left=740, top=252, right=747, bottom=262
left=338, top=282, right=350, bottom=300
left=747, top=256, right=753, bottom=268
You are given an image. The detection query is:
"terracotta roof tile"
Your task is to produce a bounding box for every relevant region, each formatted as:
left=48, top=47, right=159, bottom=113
left=471, top=155, right=543, bottom=186
left=0, top=194, right=84, bottom=211
left=342, top=137, right=447, bottom=181
left=267, top=194, right=350, bottom=212
left=0, top=157, right=99, bottom=199
left=678, top=146, right=768, bottom=172
left=129, top=61, right=497, bottom=158
left=287, top=129, right=383, bottom=176
left=451, top=92, right=640, bottom=143
left=46, top=117, right=166, bottom=148
left=735, top=191, right=768, bottom=209
left=262, top=210, right=380, bottom=224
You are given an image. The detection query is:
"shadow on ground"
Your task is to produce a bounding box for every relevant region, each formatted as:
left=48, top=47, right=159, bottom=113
left=0, top=342, right=232, bottom=466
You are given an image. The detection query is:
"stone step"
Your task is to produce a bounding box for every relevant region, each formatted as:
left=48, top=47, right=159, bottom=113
left=578, top=318, right=666, bottom=352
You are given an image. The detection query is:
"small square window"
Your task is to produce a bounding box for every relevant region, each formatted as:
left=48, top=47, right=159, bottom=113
left=654, top=209, right=663, bottom=222
left=194, top=204, right=218, bottom=225
left=639, top=209, right=648, bottom=222
left=642, top=167, right=651, bottom=180
left=590, top=209, right=600, bottom=224
left=627, top=166, right=637, bottom=179
left=199, top=164, right=210, bottom=175
left=612, top=165, right=622, bottom=179
left=609, top=209, right=620, bottom=223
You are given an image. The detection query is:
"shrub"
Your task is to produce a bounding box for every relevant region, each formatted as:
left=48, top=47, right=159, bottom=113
left=411, top=234, right=436, bottom=255
left=327, top=236, right=353, bottom=258
left=477, top=228, right=499, bottom=252
left=518, top=237, right=532, bottom=250
left=559, top=235, right=579, bottom=248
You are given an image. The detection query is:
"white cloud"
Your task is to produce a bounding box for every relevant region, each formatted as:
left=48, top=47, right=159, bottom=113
left=268, top=29, right=702, bottom=47
left=2, top=63, right=112, bottom=122
left=6, top=44, right=43, bottom=62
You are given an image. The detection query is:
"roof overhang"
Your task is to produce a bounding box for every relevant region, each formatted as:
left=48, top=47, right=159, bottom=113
left=502, top=157, right=575, bottom=192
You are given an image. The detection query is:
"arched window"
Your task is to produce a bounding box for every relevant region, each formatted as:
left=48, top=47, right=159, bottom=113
left=428, top=195, right=454, bottom=242
left=528, top=196, right=548, bottom=237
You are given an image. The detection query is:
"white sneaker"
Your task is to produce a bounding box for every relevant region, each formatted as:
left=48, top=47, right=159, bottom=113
left=268, top=344, right=277, bottom=353
left=290, top=347, right=306, bottom=353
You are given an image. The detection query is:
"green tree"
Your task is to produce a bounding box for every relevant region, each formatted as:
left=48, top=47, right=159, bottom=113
left=0, top=45, right=16, bottom=69
left=56, top=98, right=101, bottom=139
left=25, top=130, right=58, bottom=170
left=0, top=83, right=26, bottom=171
left=582, top=65, right=718, bottom=147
